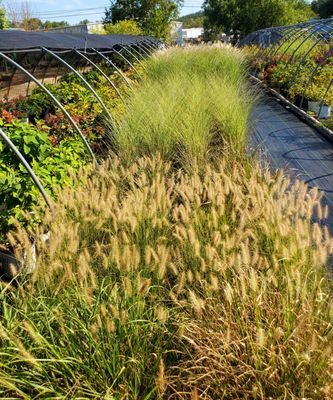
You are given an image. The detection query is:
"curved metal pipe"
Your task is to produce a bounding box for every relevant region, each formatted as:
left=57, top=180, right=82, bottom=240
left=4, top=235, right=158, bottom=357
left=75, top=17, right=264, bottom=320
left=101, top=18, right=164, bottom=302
left=0, top=128, right=52, bottom=209
left=146, top=39, right=160, bottom=50
left=252, top=26, right=294, bottom=71
left=266, top=26, right=296, bottom=54
left=134, top=42, right=151, bottom=58
left=289, top=29, right=333, bottom=89
left=299, top=48, right=333, bottom=108
left=0, top=51, right=97, bottom=164
left=113, top=48, right=143, bottom=82
left=41, top=47, right=116, bottom=129
left=142, top=40, right=156, bottom=53
left=73, top=49, right=128, bottom=108
left=270, top=25, right=305, bottom=58
left=276, top=24, right=313, bottom=63
left=127, top=44, right=147, bottom=65
left=91, top=48, right=131, bottom=87
left=132, top=43, right=149, bottom=60
left=254, top=28, right=283, bottom=58
left=119, top=45, right=146, bottom=69
left=284, top=21, right=332, bottom=69
left=254, top=31, right=271, bottom=58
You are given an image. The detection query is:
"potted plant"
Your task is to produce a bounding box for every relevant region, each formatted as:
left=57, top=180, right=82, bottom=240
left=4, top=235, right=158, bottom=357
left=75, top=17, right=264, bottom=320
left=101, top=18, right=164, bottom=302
left=288, top=82, right=304, bottom=103
left=318, top=87, right=332, bottom=119
left=306, top=83, right=323, bottom=113
left=308, top=66, right=333, bottom=117
left=269, top=63, right=290, bottom=92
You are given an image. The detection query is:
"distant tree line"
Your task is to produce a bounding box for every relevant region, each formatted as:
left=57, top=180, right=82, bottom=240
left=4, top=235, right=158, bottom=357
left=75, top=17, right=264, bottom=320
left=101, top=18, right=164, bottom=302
left=203, top=0, right=332, bottom=40
left=178, top=11, right=204, bottom=28
left=9, top=19, right=70, bottom=31
left=0, top=0, right=94, bottom=32
left=312, top=0, right=333, bottom=18
left=103, top=0, right=332, bottom=40
left=0, top=0, right=74, bottom=31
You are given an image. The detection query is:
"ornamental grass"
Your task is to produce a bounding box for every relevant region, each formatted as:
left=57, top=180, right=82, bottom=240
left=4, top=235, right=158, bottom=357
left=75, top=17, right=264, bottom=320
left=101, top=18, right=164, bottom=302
left=115, top=46, right=255, bottom=167
left=0, top=154, right=332, bottom=399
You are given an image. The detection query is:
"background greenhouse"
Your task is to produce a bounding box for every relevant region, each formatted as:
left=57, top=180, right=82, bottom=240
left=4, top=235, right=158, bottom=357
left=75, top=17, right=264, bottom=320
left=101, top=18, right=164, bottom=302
left=239, top=17, right=333, bottom=127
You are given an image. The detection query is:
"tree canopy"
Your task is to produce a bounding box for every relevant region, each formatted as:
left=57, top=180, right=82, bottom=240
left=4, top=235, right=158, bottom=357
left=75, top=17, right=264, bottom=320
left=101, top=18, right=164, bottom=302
left=0, top=1, right=8, bottom=29
left=104, top=19, right=143, bottom=35
left=79, top=19, right=90, bottom=25
left=21, top=17, right=42, bottom=31
left=203, top=0, right=315, bottom=38
left=178, top=11, right=204, bottom=28
left=103, top=0, right=183, bottom=38
left=312, top=0, right=333, bottom=17
left=43, top=21, right=70, bottom=29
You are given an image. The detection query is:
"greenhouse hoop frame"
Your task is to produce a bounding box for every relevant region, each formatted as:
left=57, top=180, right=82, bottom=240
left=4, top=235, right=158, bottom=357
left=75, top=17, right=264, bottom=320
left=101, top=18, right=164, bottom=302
left=0, top=31, right=159, bottom=215
left=238, top=18, right=333, bottom=114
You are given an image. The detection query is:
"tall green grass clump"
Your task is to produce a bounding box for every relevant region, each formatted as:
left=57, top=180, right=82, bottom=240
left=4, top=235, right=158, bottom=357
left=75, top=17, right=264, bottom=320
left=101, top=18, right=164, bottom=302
left=115, top=46, right=255, bottom=166
left=1, top=155, right=333, bottom=399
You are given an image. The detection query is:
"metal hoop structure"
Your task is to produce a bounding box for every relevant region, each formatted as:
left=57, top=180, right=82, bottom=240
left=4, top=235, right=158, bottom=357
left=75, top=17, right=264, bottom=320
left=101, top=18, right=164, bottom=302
left=0, top=128, right=52, bottom=209
left=239, top=18, right=333, bottom=116
left=41, top=47, right=117, bottom=129
left=91, top=49, right=132, bottom=87
left=119, top=45, right=146, bottom=69
left=0, top=51, right=97, bottom=164
left=0, top=31, right=159, bottom=238
left=112, top=48, right=143, bottom=82
left=74, top=49, right=128, bottom=107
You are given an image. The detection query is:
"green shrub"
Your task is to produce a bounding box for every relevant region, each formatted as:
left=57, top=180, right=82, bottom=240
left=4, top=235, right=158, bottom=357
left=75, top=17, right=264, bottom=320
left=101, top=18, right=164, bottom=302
left=104, top=20, right=144, bottom=36
left=0, top=62, right=141, bottom=244
left=0, top=118, right=89, bottom=244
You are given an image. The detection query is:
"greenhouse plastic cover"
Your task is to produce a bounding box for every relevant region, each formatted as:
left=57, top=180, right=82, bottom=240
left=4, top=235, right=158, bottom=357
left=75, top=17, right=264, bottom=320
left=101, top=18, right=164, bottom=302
left=0, top=30, right=156, bottom=51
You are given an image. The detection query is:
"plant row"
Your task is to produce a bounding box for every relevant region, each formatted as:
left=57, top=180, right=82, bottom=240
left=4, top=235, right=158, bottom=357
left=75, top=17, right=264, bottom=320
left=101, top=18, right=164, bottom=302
left=244, top=37, right=333, bottom=129
left=0, top=62, right=142, bottom=245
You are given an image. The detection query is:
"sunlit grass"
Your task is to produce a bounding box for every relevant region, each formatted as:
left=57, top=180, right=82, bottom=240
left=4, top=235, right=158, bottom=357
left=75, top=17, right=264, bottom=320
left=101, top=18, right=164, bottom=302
left=115, top=46, right=255, bottom=166
left=0, top=155, right=332, bottom=399
left=1, top=45, right=333, bottom=400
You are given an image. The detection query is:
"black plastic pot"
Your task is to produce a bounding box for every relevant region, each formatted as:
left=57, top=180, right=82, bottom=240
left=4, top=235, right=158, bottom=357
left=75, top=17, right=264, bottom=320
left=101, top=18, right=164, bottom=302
left=0, top=250, right=20, bottom=281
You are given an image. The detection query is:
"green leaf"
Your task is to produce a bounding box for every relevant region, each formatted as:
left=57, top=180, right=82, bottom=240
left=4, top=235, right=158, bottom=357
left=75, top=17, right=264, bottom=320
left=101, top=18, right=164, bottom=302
left=23, top=143, right=30, bottom=154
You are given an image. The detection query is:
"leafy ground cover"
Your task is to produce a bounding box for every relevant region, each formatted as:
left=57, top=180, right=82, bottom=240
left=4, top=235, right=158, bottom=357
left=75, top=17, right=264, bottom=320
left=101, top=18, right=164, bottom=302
left=0, top=62, right=142, bottom=245
left=0, top=46, right=333, bottom=399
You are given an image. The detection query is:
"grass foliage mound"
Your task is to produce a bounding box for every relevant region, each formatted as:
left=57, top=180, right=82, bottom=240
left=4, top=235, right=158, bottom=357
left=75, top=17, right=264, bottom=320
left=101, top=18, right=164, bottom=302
left=1, top=156, right=333, bottom=399
left=0, top=46, right=333, bottom=399
left=116, top=46, right=254, bottom=165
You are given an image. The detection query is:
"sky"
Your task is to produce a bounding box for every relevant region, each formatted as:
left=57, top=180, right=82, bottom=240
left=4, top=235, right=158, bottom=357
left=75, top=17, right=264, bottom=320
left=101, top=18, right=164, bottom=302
left=4, top=0, right=204, bottom=25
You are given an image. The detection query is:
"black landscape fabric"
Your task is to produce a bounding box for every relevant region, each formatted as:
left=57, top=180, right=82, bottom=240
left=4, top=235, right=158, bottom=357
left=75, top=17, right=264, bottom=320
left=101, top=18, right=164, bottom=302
left=0, top=31, right=157, bottom=51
